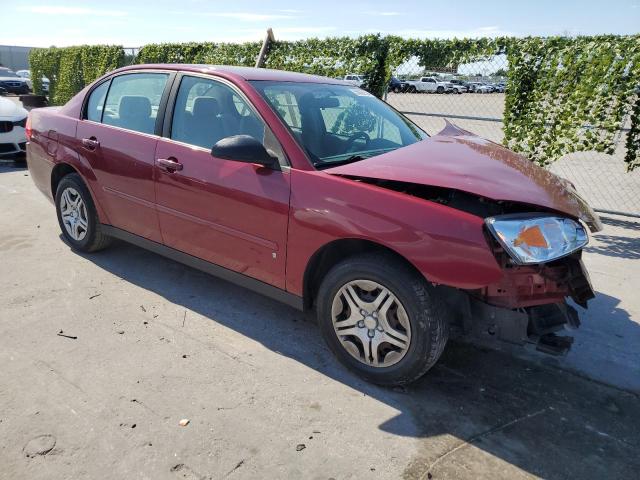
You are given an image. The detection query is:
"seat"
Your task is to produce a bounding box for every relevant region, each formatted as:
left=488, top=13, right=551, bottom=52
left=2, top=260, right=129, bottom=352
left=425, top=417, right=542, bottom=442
left=183, top=97, right=225, bottom=149
left=116, top=95, right=154, bottom=134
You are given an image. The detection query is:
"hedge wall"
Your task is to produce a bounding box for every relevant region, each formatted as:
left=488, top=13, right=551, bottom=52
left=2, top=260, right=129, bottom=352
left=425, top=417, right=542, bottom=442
left=28, top=35, right=640, bottom=170
left=385, top=35, right=640, bottom=170
left=29, top=45, right=124, bottom=105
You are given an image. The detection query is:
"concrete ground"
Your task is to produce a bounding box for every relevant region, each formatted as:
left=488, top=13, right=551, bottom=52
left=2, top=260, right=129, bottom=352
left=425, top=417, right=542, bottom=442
left=1, top=159, right=639, bottom=480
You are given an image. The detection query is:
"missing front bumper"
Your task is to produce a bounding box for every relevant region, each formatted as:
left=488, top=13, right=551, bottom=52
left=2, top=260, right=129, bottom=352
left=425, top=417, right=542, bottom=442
left=467, top=298, right=580, bottom=356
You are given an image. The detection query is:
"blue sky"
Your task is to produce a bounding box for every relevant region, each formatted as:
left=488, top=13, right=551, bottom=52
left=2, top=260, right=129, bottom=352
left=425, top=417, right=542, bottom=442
left=2, top=1, right=639, bottom=47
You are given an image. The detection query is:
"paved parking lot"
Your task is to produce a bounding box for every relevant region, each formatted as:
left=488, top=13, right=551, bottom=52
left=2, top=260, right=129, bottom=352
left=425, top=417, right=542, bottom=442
left=1, top=160, right=639, bottom=479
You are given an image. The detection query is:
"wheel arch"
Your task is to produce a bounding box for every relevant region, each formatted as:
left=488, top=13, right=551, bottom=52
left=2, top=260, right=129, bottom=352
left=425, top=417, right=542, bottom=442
left=50, top=162, right=109, bottom=224
left=302, top=238, right=424, bottom=310
left=51, top=162, right=80, bottom=198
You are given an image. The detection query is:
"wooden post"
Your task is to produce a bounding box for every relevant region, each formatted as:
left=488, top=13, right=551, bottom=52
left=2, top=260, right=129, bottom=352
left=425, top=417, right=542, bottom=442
left=255, top=28, right=274, bottom=68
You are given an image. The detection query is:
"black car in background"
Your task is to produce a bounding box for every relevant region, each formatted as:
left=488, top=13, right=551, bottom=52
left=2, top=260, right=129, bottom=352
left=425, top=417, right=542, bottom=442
left=388, top=77, right=408, bottom=93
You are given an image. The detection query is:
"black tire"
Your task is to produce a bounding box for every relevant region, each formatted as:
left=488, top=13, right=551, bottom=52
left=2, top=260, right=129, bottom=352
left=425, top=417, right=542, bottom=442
left=316, top=253, right=449, bottom=386
left=393, top=86, right=400, bottom=93
left=55, top=173, right=111, bottom=252
left=409, top=86, right=417, bottom=93
left=437, top=86, right=444, bottom=94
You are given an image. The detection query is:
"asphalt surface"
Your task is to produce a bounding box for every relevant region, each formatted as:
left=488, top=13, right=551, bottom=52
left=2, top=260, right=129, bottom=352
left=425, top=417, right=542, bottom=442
left=0, top=159, right=639, bottom=479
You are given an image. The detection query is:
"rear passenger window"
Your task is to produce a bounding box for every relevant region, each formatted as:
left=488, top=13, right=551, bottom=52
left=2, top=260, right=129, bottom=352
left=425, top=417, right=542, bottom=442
left=86, top=81, right=109, bottom=122
left=102, top=73, right=169, bottom=135
left=171, top=75, right=285, bottom=162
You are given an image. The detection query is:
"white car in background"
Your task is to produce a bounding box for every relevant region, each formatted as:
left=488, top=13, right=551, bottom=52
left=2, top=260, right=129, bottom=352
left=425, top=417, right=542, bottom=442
left=343, top=74, right=366, bottom=87
left=474, top=84, right=493, bottom=93
left=0, top=96, right=28, bottom=159
left=16, top=70, right=50, bottom=94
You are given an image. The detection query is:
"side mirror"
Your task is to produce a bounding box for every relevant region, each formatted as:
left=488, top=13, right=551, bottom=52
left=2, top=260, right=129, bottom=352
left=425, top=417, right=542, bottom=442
left=211, top=135, right=278, bottom=168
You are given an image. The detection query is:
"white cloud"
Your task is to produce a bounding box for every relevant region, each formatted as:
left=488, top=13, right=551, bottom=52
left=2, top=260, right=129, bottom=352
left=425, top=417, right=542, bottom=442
left=18, top=5, right=128, bottom=17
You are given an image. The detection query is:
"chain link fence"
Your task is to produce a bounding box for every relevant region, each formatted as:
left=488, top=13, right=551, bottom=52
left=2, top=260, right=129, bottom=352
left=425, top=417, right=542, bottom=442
left=385, top=56, right=640, bottom=216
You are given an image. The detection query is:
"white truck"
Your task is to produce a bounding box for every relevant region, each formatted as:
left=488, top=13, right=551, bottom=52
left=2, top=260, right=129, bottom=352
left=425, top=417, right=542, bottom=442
left=405, top=77, right=454, bottom=94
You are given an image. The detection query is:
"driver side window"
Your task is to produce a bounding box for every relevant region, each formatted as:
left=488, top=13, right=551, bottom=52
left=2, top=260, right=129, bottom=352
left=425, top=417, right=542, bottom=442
left=171, top=75, right=285, bottom=162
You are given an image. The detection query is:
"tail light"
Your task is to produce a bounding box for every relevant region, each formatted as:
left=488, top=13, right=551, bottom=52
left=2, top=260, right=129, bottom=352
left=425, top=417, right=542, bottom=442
left=25, top=114, right=32, bottom=141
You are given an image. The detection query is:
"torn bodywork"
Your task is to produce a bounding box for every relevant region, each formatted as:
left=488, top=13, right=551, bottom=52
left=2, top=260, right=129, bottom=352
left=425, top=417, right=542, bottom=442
left=330, top=175, right=597, bottom=356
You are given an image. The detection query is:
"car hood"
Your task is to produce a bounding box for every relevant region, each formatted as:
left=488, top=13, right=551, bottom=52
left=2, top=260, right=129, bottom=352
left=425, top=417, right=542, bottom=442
left=325, top=123, right=602, bottom=231
left=0, top=97, right=28, bottom=120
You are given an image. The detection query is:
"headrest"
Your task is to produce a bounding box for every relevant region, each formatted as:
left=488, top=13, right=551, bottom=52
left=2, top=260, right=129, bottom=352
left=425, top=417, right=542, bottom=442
left=192, top=97, right=220, bottom=118
left=119, top=96, right=151, bottom=118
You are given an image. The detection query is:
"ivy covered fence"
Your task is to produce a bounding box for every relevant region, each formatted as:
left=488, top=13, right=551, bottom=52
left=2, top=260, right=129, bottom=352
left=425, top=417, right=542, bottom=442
left=28, top=35, right=640, bottom=171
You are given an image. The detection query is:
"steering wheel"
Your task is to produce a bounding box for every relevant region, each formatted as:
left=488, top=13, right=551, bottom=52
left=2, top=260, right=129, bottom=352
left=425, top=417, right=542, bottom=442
left=343, top=131, right=371, bottom=152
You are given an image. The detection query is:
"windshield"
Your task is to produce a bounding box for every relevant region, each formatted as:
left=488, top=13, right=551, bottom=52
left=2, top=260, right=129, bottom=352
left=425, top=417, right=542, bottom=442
left=250, top=81, right=428, bottom=168
left=0, top=69, right=19, bottom=78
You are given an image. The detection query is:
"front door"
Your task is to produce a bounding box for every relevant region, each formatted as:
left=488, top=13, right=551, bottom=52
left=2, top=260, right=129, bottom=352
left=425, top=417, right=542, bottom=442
left=154, top=74, right=291, bottom=288
left=76, top=72, right=171, bottom=242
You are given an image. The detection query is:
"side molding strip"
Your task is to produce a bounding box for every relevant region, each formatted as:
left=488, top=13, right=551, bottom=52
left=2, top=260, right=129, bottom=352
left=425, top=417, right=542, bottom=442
left=101, top=224, right=304, bottom=311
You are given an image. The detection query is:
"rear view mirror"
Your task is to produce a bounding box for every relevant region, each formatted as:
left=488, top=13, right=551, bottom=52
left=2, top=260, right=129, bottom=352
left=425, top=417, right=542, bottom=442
left=211, top=135, right=278, bottom=168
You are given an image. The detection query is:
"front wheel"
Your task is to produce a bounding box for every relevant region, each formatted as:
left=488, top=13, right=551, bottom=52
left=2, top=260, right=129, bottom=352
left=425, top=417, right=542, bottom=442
left=316, top=253, right=449, bottom=386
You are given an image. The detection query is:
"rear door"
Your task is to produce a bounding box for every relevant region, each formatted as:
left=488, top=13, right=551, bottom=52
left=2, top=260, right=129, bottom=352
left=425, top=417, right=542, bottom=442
left=154, top=74, right=291, bottom=288
left=76, top=71, right=172, bottom=242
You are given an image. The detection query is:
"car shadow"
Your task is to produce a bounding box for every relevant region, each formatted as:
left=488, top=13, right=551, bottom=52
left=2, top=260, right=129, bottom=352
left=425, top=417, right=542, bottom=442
left=72, top=238, right=640, bottom=479
left=585, top=215, right=640, bottom=260
left=0, top=156, right=27, bottom=172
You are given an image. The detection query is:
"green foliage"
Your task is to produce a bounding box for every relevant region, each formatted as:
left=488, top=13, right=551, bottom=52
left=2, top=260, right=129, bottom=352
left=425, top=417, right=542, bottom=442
left=136, top=42, right=261, bottom=66
left=387, top=35, right=640, bottom=170
left=265, top=35, right=390, bottom=98
left=28, top=35, right=640, bottom=170
left=501, top=35, right=640, bottom=170
left=29, top=45, right=124, bottom=105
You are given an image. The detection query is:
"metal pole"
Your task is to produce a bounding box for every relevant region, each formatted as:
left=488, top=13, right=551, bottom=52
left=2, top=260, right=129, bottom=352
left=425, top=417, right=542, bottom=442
left=255, top=28, right=274, bottom=68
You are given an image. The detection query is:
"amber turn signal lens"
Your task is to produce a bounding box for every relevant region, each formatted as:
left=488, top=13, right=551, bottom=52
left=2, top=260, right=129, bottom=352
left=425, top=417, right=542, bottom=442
left=513, top=225, right=548, bottom=248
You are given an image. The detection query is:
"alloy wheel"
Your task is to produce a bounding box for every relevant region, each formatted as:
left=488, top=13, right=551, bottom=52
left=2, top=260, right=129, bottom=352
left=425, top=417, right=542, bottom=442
left=59, top=187, right=88, bottom=241
left=331, top=280, right=411, bottom=367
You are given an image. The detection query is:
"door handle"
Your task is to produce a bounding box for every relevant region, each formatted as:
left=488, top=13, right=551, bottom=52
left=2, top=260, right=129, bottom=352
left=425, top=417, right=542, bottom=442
left=81, top=137, right=100, bottom=150
left=157, top=157, right=183, bottom=172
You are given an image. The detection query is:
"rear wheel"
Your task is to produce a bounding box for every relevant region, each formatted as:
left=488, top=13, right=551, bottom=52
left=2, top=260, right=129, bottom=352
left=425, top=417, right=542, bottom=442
left=317, top=253, right=449, bottom=386
left=55, top=173, right=111, bottom=252
left=437, top=86, right=444, bottom=94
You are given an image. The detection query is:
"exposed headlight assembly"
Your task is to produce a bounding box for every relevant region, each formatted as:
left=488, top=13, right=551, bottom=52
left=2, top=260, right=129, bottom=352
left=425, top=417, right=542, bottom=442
left=485, top=214, right=588, bottom=265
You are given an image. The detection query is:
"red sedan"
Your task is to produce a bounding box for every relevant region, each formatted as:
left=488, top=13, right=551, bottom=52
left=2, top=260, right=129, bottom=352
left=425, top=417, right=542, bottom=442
left=26, top=64, right=601, bottom=385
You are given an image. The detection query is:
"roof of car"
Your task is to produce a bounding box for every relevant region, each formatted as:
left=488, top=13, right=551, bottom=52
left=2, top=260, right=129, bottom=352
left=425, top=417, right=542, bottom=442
left=117, top=63, right=350, bottom=85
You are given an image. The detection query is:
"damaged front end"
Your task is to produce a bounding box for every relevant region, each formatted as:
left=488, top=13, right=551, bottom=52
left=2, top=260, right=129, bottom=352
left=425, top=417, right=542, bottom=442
left=459, top=253, right=595, bottom=356
left=336, top=175, right=598, bottom=356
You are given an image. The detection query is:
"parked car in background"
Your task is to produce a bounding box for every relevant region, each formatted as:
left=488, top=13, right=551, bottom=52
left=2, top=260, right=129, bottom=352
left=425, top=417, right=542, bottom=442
left=449, top=79, right=470, bottom=93
left=388, top=77, right=408, bottom=93
left=26, top=64, right=601, bottom=386
left=343, top=74, right=366, bottom=87
left=406, top=77, right=453, bottom=93
left=0, top=95, right=27, bottom=158
left=474, top=84, right=493, bottom=93
left=492, top=83, right=506, bottom=93
left=16, top=70, right=50, bottom=94
left=0, top=68, right=30, bottom=95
